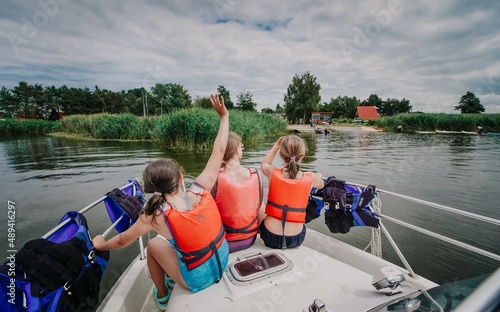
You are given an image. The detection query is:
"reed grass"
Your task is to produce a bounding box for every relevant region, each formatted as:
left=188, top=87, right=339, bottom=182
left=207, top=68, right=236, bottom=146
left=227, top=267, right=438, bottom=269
left=153, top=108, right=287, bottom=149
left=0, top=119, right=61, bottom=135
left=370, top=113, right=500, bottom=132
left=60, top=109, right=287, bottom=150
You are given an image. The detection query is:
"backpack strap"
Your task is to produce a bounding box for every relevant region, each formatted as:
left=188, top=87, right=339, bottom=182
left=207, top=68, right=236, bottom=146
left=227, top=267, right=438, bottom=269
left=357, top=185, right=377, bottom=209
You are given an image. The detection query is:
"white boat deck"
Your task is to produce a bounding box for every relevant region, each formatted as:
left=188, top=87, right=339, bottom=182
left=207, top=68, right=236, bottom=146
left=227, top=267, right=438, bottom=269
left=99, top=229, right=437, bottom=312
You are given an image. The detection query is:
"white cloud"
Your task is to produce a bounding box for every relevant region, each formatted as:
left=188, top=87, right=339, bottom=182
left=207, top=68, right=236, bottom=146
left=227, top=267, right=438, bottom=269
left=1, top=0, right=499, bottom=113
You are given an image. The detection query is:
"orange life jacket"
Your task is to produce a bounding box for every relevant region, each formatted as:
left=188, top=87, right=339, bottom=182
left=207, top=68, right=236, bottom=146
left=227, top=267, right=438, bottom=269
left=214, top=168, right=261, bottom=241
left=164, top=189, right=225, bottom=273
left=265, top=168, right=313, bottom=223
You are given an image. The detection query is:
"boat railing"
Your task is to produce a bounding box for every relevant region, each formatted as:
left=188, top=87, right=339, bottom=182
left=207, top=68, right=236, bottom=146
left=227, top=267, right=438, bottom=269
left=346, top=182, right=500, bottom=278
left=41, top=181, right=146, bottom=260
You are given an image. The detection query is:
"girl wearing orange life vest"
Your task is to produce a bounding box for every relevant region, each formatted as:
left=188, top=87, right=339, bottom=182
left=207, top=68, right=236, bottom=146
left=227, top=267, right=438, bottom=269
left=260, top=135, right=324, bottom=249
left=212, top=132, right=263, bottom=252
left=92, top=94, right=229, bottom=310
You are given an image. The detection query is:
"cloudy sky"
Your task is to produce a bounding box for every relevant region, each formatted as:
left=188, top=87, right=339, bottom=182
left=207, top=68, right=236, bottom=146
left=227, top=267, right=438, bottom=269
left=1, top=0, right=499, bottom=113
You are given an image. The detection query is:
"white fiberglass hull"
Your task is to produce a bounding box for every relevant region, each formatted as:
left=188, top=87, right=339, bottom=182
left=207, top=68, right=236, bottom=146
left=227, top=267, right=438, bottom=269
left=97, top=228, right=437, bottom=312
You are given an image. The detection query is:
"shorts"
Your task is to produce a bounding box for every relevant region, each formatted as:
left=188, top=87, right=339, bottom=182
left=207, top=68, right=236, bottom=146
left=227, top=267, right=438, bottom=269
left=159, top=235, right=229, bottom=293
left=259, top=222, right=306, bottom=249
left=227, top=235, right=257, bottom=253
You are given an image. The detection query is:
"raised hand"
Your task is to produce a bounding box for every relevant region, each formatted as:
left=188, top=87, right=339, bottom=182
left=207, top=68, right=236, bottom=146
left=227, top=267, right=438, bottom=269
left=209, top=94, right=228, bottom=118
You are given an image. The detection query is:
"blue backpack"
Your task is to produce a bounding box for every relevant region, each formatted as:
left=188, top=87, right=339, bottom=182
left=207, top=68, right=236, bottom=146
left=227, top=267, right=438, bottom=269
left=0, top=211, right=109, bottom=312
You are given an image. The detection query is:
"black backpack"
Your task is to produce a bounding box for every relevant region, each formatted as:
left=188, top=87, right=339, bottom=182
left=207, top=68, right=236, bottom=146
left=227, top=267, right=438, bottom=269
left=0, top=211, right=109, bottom=312
left=306, top=176, right=380, bottom=233
left=322, top=178, right=354, bottom=234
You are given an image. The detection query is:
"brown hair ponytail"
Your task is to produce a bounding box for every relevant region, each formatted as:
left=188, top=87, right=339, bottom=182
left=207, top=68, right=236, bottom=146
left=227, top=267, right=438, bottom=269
left=279, top=135, right=306, bottom=179
left=141, top=159, right=183, bottom=223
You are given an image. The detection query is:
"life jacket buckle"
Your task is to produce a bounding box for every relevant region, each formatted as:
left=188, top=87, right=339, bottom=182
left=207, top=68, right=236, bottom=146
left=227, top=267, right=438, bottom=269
left=64, top=281, right=72, bottom=291
left=88, top=250, right=95, bottom=261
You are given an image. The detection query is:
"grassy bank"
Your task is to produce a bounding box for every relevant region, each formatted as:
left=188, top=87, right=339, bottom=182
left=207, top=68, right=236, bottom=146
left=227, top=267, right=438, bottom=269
left=60, top=109, right=287, bottom=149
left=369, top=113, right=500, bottom=132
left=0, top=119, right=62, bottom=135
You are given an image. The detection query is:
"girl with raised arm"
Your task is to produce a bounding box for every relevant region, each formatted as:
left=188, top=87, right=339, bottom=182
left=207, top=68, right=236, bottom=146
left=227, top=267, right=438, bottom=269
left=92, top=94, right=229, bottom=310
left=260, top=135, right=324, bottom=249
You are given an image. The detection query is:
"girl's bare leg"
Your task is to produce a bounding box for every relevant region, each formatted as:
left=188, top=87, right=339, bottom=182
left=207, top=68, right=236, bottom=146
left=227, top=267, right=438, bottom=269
left=147, top=237, right=188, bottom=297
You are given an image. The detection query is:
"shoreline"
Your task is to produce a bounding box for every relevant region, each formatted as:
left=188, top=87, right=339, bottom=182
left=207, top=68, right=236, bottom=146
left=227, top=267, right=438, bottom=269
left=287, top=124, right=383, bottom=133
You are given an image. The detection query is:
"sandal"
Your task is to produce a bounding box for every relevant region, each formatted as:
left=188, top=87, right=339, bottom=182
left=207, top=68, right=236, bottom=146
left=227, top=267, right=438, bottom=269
left=152, top=286, right=171, bottom=311
left=165, top=275, right=176, bottom=290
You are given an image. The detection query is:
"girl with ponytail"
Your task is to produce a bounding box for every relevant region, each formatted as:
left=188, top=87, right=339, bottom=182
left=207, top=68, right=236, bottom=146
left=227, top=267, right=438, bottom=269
left=260, top=135, right=324, bottom=249
left=93, top=94, right=229, bottom=310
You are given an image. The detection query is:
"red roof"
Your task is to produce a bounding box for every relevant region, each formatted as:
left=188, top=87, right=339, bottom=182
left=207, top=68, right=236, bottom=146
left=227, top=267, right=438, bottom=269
left=356, top=106, right=380, bottom=120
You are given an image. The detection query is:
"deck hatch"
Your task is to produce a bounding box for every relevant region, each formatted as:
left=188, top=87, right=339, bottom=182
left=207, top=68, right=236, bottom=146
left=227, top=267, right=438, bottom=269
left=226, top=252, right=293, bottom=285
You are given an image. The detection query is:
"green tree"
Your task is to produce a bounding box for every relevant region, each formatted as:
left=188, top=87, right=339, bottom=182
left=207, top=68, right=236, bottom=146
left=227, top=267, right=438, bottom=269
left=94, top=86, right=129, bottom=114
left=394, top=98, right=412, bottom=115
left=150, top=83, right=192, bottom=115
left=12, top=81, right=34, bottom=118
left=0, top=86, right=17, bottom=118
left=284, top=72, right=321, bottom=123
left=455, top=91, right=485, bottom=114
left=45, top=85, right=62, bottom=112
left=381, top=98, right=412, bottom=116
left=123, top=88, right=145, bottom=116
left=31, top=83, right=47, bottom=118
left=275, top=103, right=284, bottom=114
left=217, top=85, right=234, bottom=109
left=193, top=96, right=212, bottom=109
left=59, top=87, right=96, bottom=115
left=261, top=107, right=274, bottom=114
left=325, top=96, right=360, bottom=119
left=236, top=91, right=257, bottom=111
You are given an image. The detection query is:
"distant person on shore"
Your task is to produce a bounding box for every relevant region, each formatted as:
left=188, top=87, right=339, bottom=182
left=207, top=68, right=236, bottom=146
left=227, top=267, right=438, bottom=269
left=260, top=135, right=324, bottom=249
left=477, top=125, right=484, bottom=134
left=397, top=125, right=403, bottom=133
left=212, top=132, right=263, bottom=253
left=92, top=94, right=229, bottom=310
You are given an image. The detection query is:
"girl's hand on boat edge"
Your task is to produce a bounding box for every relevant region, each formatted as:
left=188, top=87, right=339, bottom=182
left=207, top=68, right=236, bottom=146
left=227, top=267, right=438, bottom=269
left=92, top=234, right=106, bottom=250
left=209, top=94, right=228, bottom=118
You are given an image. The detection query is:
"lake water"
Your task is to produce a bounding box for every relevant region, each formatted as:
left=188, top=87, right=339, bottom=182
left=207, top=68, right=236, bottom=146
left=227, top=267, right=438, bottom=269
left=0, top=129, right=499, bottom=299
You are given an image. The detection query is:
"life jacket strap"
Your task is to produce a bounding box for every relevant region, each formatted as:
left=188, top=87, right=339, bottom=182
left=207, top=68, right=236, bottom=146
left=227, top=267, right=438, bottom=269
left=281, top=205, right=288, bottom=249
left=181, top=226, right=225, bottom=268
left=223, top=216, right=258, bottom=234
left=267, top=201, right=306, bottom=249
left=267, top=201, right=306, bottom=213
left=209, top=241, right=223, bottom=282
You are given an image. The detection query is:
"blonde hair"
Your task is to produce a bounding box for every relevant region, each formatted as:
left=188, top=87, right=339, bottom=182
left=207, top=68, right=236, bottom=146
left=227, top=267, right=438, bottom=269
left=222, top=132, right=242, bottom=166
left=279, top=135, right=306, bottom=179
